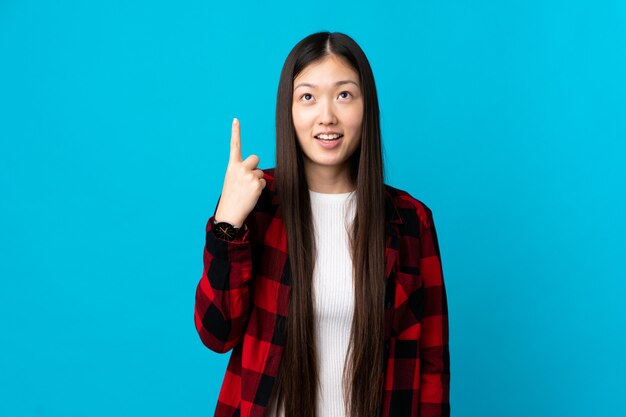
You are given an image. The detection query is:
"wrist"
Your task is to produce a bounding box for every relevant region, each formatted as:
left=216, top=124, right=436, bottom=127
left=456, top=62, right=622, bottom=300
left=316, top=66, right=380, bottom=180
left=212, top=218, right=248, bottom=241
left=214, top=215, right=243, bottom=229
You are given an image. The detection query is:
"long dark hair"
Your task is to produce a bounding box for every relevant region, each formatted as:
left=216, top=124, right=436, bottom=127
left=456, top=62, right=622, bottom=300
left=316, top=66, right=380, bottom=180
left=272, top=31, right=386, bottom=417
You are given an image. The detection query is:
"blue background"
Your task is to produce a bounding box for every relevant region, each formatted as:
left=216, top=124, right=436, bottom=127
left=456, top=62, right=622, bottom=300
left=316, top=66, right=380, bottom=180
left=1, top=0, right=625, bottom=416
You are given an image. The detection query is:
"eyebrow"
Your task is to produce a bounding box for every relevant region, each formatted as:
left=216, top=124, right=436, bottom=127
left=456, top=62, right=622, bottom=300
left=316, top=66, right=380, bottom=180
left=294, top=80, right=360, bottom=90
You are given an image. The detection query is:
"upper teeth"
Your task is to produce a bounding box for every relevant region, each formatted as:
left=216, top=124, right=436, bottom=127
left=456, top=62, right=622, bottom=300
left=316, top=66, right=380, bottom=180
left=316, top=134, right=342, bottom=140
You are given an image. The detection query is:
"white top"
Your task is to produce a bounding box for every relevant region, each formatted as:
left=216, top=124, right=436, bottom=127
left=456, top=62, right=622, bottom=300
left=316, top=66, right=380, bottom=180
left=266, top=189, right=357, bottom=417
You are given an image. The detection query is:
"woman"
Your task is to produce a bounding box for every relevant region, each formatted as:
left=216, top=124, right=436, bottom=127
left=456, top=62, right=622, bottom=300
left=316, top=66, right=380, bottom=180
left=194, top=32, right=450, bottom=417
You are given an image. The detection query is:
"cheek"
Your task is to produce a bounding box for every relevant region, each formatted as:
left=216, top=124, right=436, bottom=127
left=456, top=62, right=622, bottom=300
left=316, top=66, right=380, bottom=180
left=292, top=109, right=316, bottom=136
left=291, top=107, right=306, bottom=128
left=343, top=108, right=363, bottom=138
left=291, top=115, right=307, bottom=143
left=345, top=103, right=364, bottom=129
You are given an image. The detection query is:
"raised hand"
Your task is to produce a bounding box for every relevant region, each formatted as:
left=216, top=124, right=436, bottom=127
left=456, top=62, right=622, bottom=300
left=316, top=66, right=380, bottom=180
left=214, top=118, right=266, bottom=228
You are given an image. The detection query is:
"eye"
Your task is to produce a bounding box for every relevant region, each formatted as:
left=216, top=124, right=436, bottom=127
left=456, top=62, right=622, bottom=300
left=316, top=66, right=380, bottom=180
left=300, top=93, right=313, bottom=101
left=339, top=91, right=352, bottom=99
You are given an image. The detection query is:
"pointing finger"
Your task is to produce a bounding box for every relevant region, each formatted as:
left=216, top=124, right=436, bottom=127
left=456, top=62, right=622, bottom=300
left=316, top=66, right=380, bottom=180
left=230, top=118, right=242, bottom=163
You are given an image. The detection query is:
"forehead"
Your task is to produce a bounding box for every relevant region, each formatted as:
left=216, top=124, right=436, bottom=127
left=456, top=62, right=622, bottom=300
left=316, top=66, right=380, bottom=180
left=294, top=55, right=359, bottom=87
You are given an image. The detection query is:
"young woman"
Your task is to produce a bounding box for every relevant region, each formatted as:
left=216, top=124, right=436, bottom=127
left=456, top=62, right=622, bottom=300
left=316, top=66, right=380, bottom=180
left=194, top=32, right=450, bottom=417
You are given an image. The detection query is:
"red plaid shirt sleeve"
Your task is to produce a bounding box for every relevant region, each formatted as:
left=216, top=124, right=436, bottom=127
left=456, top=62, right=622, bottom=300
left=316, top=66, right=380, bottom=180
left=194, top=198, right=255, bottom=354
left=418, top=206, right=451, bottom=417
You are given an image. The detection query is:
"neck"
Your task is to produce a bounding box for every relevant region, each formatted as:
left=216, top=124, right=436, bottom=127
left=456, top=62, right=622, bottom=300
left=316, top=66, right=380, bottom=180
left=304, top=160, right=355, bottom=194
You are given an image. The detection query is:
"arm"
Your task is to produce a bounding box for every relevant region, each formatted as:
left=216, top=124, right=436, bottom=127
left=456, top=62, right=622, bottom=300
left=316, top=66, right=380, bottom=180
left=194, top=196, right=255, bottom=354
left=418, top=206, right=451, bottom=417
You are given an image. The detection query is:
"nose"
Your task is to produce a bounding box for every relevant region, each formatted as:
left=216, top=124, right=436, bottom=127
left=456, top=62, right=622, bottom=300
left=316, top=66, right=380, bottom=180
left=318, top=99, right=337, bottom=125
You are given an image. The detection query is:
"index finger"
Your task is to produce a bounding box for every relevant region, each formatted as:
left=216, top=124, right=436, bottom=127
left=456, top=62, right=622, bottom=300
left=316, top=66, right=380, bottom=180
left=230, top=117, right=242, bottom=163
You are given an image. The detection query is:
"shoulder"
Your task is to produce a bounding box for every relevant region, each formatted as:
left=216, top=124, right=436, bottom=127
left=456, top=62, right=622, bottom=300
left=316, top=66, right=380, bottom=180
left=260, top=167, right=278, bottom=204
left=260, top=168, right=435, bottom=228
left=262, top=167, right=277, bottom=187
left=384, top=183, right=434, bottom=229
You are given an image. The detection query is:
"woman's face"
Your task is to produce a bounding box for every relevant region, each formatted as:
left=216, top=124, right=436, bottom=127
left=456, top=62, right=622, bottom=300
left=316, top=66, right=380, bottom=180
left=292, top=54, right=364, bottom=176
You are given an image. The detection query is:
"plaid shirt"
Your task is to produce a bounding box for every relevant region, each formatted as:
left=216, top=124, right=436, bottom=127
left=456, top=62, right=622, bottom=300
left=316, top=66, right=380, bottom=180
left=194, top=168, right=450, bottom=417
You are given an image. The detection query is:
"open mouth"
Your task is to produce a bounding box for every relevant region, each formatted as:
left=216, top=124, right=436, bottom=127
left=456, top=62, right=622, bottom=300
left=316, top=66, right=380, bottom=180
left=314, top=134, right=344, bottom=141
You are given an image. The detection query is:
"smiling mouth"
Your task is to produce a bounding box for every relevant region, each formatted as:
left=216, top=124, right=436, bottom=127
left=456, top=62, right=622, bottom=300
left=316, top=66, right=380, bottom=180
left=314, top=134, right=344, bottom=141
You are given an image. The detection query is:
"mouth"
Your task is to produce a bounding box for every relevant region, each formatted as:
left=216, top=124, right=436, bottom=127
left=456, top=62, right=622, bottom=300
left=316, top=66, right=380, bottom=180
left=314, top=134, right=344, bottom=142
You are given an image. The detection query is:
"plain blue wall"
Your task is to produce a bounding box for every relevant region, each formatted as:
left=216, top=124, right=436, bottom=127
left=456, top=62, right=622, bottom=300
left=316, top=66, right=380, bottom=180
left=1, top=0, right=624, bottom=416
